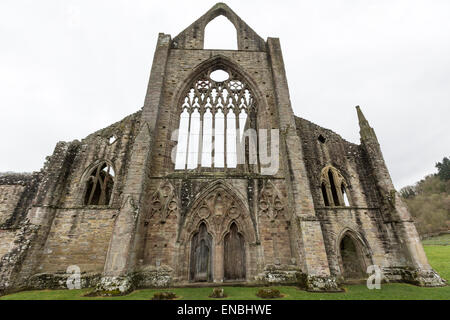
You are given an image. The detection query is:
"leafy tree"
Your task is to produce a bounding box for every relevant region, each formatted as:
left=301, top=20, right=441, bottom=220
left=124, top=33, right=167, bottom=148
left=400, top=185, right=416, bottom=199
left=400, top=159, right=450, bottom=236
left=436, top=156, right=450, bottom=181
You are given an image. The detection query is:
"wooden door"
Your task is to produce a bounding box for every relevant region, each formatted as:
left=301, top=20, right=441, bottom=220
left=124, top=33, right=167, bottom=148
left=190, top=223, right=212, bottom=282
left=224, top=223, right=246, bottom=280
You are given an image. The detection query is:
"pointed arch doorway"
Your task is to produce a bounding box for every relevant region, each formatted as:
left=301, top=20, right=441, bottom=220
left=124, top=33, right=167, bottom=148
left=224, top=222, right=246, bottom=281
left=181, top=182, right=256, bottom=283
left=190, top=223, right=213, bottom=282
left=338, top=233, right=368, bottom=280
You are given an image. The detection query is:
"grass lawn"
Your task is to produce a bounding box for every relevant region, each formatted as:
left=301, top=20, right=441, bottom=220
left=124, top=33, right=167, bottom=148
left=422, top=233, right=450, bottom=246
left=1, top=242, right=448, bottom=300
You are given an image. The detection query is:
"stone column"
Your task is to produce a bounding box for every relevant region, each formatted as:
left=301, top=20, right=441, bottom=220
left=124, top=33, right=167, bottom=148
left=214, top=242, right=224, bottom=283
left=266, top=38, right=338, bottom=291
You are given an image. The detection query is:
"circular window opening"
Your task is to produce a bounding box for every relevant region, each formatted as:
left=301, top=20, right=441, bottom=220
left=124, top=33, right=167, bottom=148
left=210, top=69, right=229, bottom=82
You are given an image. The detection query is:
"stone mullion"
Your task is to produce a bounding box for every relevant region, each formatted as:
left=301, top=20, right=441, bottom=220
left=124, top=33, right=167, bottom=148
left=250, top=109, right=258, bottom=173
left=197, top=107, right=204, bottom=171
left=235, top=108, right=242, bottom=172
left=224, top=106, right=228, bottom=170
left=325, top=181, right=335, bottom=207
left=335, top=175, right=345, bottom=206
left=88, top=165, right=101, bottom=205
left=211, top=107, right=216, bottom=169
left=98, top=166, right=110, bottom=205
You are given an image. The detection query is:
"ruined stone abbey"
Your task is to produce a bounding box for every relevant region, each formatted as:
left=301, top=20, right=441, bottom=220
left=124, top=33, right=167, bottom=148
left=0, top=3, right=445, bottom=294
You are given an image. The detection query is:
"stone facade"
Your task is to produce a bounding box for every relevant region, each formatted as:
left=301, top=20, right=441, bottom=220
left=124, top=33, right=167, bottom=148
left=0, top=3, right=445, bottom=295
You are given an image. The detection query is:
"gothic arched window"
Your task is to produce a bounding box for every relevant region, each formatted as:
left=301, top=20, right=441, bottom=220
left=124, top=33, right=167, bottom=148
left=320, top=166, right=350, bottom=207
left=84, top=161, right=115, bottom=206
left=175, top=66, right=257, bottom=172
left=204, top=15, right=238, bottom=50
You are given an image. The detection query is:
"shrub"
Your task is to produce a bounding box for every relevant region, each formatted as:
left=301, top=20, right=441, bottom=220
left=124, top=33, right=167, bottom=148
left=84, top=289, right=123, bottom=297
left=256, top=288, right=281, bottom=299
left=209, top=287, right=226, bottom=298
left=152, top=291, right=177, bottom=300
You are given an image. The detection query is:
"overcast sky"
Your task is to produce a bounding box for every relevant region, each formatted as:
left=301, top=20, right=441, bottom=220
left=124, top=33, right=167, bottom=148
left=0, top=0, right=449, bottom=189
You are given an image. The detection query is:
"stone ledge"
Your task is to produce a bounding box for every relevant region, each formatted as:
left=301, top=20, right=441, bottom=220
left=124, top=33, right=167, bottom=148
left=382, top=266, right=447, bottom=287
left=27, top=272, right=101, bottom=290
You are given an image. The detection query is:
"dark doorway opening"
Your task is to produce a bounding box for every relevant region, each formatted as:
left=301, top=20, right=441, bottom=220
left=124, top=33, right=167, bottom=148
left=339, top=234, right=366, bottom=280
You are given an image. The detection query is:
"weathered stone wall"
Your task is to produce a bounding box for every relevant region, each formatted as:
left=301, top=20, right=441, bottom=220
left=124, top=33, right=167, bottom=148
left=32, top=111, right=142, bottom=274
left=0, top=173, right=42, bottom=228
left=135, top=15, right=297, bottom=286
left=0, top=229, right=16, bottom=259
left=141, top=177, right=293, bottom=283
left=316, top=208, right=389, bottom=277
left=172, top=3, right=265, bottom=52
left=0, top=185, right=24, bottom=225
left=295, top=117, right=394, bottom=278
left=295, top=117, right=380, bottom=208
left=51, top=111, right=141, bottom=209
left=0, top=111, right=142, bottom=293
left=38, top=208, right=117, bottom=273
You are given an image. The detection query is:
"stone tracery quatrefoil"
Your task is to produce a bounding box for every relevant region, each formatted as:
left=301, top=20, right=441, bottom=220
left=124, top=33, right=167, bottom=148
left=258, top=181, right=285, bottom=221
left=194, top=189, right=242, bottom=230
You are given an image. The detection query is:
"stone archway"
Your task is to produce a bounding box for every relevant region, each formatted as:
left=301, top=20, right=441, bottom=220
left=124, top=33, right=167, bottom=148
left=338, top=232, right=369, bottom=280
left=224, top=222, right=246, bottom=281
left=177, top=181, right=256, bottom=282
left=190, top=222, right=213, bottom=282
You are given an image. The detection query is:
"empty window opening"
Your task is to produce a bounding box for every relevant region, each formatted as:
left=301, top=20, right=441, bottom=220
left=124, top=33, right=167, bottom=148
left=320, top=166, right=349, bottom=207
left=84, top=162, right=114, bottom=206
left=108, top=135, right=117, bottom=145
left=321, top=183, right=329, bottom=206
left=204, top=15, right=238, bottom=50
left=210, top=69, right=230, bottom=82
left=174, top=66, right=257, bottom=171
left=328, top=170, right=340, bottom=206
left=214, top=109, right=225, bottom=168
left=318, top=134, right=326, bottom=143
left=342, top=184, right=350, bottom=206
left=175, top=110, right=189, bottom=170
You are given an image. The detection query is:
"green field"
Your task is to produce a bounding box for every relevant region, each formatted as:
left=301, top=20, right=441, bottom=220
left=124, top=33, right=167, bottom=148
left=1, top=240, right=449, bottom=300
left=422, top=233, right=450, bottom=246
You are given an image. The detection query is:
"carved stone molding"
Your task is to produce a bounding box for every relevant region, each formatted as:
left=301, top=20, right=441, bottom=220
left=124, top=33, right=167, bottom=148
left=149, top=180, right=178, bottom=223
left=178, top=183, right=256, bottom=246
left=258, top=180, right=285, bottom=221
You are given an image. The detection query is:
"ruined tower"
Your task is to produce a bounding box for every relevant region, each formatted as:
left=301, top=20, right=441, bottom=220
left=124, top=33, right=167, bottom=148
left=0, top=3, right=444, bottom=294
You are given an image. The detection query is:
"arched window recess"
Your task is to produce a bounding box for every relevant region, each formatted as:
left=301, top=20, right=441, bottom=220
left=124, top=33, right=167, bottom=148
left=174, top=65, right=259, bottom=173
left=83, top=161, right=115, bottom=206
left=320, top=166, right=350, bottom=207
